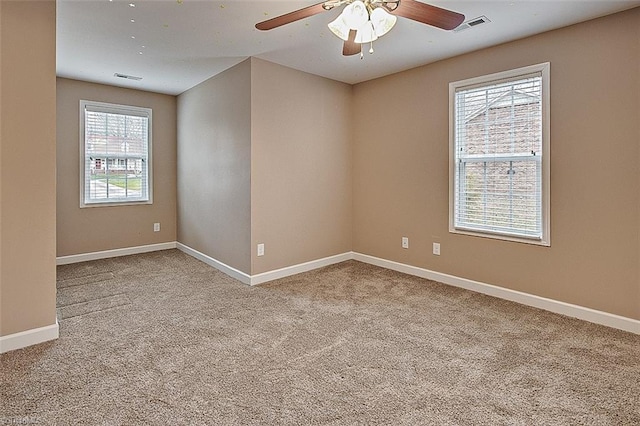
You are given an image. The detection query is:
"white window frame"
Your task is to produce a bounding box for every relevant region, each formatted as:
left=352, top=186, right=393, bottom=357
left=79, top=100, right=153, bottom=208
left=448, top=63, right=550, bottom=246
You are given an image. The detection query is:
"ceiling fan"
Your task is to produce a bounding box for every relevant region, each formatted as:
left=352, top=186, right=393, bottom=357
left=255, top=0, right=465, bottom=57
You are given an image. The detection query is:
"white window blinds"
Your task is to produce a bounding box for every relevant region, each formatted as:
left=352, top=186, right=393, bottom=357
left=80, top=101, right=152, bottom=207
left=450, top=63, right=550, bottom=245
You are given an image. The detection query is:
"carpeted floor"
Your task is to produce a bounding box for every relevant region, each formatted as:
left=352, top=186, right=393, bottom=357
left=1, top=249, right=638, bottom=425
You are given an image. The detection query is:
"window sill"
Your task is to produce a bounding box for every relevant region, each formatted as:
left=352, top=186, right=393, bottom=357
left=450, top=226, right=550, bottom=247
left=80, top=199, right=152, bottom=208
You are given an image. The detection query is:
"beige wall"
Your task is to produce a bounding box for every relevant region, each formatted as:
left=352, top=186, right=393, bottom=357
left=0, top=1, right=57, bottom=336
left=177, top=60, right=252, bottom=274
left=56, top=78, right=177, bottom=256
left=0, top=0, right=3, bottom=330
left=176, top=58, right=352, bottom=275
left=353, top=9, right=640, bottom=319
left=250, top=58, right=353, bottom=274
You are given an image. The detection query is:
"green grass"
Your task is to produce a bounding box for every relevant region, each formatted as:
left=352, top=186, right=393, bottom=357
left=91, top=174, right=142, bottom=191
left=109, top=177, right=142, bottom=191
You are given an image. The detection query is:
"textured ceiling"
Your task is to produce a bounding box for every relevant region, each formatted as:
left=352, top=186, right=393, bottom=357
left=56, top=0, right=640, bottom=95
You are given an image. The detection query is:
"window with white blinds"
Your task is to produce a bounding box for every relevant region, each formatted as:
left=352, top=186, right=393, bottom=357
left=80, top=100, right=152, bottom=207
left=449, top=63, right=550, bottom=245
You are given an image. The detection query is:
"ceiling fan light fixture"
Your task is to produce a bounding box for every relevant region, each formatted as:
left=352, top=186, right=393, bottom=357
left=343, top=0, right=369, bottom=29
left=354, top=21, right=378, bottom=44
left=254, top=0, right=466, bottom=57
left=370, top=7, right=397, bottom=37
left=328, top=15, right=350, bottom=41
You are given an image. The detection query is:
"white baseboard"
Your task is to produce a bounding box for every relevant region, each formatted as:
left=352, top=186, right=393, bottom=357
left=176, top=243, right=351, bottom=286
left=53, top=242, right=639, bottom=335
left=352, top=252, right=640, bottom=335
left=250, top=252, right=353, bottom=285
left=56, top=242, right=177, bottom=265
left=176, top=243, right=251, bottom=285
left=0, top=321, right=59, bottom=354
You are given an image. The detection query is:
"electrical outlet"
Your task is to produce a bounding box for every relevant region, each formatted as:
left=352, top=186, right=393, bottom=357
left=402, top=237, right=409, bottom=249
left=153, top=223, right=160, bottom=232
left=257, top=243, right=265, bottom=257
left=433, top=242, right=441, bottom=256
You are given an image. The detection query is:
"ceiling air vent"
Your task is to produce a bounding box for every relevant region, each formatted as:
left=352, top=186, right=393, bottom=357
left=114, top=73, right=142, bottom=81
left=454, top=16, right=491, bottom=32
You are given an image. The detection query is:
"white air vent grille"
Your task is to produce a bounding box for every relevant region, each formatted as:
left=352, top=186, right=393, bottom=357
left=454, top=16, right=491, bottom=32
left=114, top=73, right=142, bottom=81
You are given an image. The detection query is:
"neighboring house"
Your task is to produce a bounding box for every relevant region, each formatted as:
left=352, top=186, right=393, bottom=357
left=90, top=157, right=143, bottom=175
left=459, top=87, right=541, bottom=233
left=86, top=112, right=146, bottom=176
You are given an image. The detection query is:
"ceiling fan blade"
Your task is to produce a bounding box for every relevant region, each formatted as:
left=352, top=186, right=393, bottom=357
left=342, top=30, right=361, bottom=56
left=256, top=2, right=329, bottom=31
left=393, top=0, right=464, bottom=30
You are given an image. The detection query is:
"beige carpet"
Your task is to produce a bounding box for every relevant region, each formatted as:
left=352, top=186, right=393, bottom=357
left=1, top=249, right=638, bottom=425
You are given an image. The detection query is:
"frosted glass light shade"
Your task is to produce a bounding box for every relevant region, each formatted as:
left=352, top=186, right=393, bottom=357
left=328, top=15, right=350, bottom=41
left=370, top=7, right=397, bottom=37
left=343, top=1, right=368, bottom=29
left=354, top=21, right=378, bottom=44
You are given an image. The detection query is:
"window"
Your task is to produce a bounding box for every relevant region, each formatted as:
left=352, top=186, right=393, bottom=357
left=449, top=63, right=550, bottom=245
left=80, top=100, right=152, bottom=207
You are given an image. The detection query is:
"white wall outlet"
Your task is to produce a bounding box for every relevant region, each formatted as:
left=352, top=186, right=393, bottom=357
left=153, top=223, right=160, bottom=232
left=257, top=243, right=265, bottom=257
left=433, top=242, right=441, bottom=256
left=402, top=237, right=409, bottom=249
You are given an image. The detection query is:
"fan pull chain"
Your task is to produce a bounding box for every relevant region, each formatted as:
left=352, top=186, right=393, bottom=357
left=361, top=41, right=374, bottom=60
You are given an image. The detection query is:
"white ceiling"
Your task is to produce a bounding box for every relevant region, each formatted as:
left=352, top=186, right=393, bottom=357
left=56, top=0, right=639, bottom=95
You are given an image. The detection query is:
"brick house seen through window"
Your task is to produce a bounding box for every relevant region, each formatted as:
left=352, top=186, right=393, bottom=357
left=450, top=63, right=550, bottom=245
